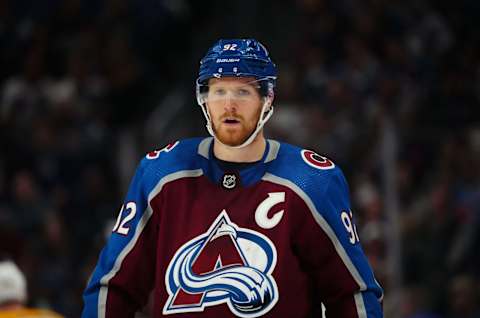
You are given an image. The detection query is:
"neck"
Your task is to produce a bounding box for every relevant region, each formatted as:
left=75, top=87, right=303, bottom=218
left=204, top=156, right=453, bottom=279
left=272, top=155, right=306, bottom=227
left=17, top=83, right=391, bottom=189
left=213, top=133, right=266, bottom=163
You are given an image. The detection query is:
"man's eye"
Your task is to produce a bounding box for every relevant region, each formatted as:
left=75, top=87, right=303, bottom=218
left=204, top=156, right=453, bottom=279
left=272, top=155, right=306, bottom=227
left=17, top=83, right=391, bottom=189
left=237, top=88, right=251, bottom=96
left=213, top=88, right=226, bottom=95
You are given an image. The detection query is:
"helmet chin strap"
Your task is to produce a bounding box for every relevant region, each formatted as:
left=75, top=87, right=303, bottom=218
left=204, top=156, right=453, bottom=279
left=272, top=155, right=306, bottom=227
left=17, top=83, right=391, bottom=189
left=200, top=98, right=273, bottom=149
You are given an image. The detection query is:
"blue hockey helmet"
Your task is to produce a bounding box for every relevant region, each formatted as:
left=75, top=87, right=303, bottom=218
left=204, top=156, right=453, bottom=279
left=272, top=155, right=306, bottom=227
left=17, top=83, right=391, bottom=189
left=197, top=38, right=277, bottom=93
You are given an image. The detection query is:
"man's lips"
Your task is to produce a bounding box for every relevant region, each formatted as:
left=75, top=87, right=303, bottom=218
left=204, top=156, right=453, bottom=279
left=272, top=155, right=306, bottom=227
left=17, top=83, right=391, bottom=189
left=222, top=117, right=241, bottom=124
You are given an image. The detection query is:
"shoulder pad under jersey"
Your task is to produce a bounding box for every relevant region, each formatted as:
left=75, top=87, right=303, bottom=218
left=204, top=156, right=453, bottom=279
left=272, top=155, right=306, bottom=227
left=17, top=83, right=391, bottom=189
left=139, top=138, right=207, bottom=192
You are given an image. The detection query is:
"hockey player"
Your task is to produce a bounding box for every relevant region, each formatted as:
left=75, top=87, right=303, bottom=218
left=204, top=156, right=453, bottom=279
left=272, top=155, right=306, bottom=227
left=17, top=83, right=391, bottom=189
left=82, top=38, right=383, bottom=317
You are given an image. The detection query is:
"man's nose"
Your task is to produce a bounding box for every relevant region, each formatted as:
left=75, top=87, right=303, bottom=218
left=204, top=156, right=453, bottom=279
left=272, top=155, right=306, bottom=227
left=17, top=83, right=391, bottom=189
left=223, top=92, right=237, bottom=111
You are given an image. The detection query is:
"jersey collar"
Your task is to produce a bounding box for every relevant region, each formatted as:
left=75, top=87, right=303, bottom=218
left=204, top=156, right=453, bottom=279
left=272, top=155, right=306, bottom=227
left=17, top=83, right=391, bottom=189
left=197, top=137, right=280, bottom=187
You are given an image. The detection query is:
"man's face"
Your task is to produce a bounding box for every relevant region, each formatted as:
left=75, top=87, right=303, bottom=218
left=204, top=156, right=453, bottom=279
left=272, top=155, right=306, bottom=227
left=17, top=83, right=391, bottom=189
left=206, top=77, right=264, bottom=147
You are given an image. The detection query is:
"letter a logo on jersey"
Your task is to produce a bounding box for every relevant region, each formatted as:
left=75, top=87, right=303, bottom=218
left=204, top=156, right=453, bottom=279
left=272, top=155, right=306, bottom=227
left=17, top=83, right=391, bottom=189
left=163, top=210, right=278, bottom=317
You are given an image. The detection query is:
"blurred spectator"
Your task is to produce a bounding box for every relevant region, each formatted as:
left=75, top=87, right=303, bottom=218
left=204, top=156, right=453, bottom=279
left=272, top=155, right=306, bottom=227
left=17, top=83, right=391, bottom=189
left=446, top=274, right=480, bottom=318
left=0, top=259, right=63, bottom=317
left=400, top=285, right=442, bottom=318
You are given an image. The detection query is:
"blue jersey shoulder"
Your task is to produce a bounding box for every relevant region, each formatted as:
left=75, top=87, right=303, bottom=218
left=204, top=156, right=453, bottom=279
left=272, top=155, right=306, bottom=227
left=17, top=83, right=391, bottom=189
left=138, top=138, right=206, bottom=192
left=267, top=141, right=352, bottom=221
left=268, top=141, right=345, bottom=194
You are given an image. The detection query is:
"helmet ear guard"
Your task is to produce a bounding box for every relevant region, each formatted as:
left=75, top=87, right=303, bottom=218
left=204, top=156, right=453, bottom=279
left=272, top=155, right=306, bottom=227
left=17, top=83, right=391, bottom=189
left=263, top=81, right=275, bottom=109
left=260, top=79, right=275, bottom=99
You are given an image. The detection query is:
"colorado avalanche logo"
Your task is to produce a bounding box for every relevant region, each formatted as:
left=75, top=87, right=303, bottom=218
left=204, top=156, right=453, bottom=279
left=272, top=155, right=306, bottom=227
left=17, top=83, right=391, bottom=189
left=301, top=149, right=335, bottom=170
left=163, top=210, right=278, bottom=317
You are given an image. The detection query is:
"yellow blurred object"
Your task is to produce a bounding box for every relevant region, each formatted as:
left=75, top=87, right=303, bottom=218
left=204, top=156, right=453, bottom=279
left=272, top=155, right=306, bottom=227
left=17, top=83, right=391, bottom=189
left=0, top=308, right=64, bottom=318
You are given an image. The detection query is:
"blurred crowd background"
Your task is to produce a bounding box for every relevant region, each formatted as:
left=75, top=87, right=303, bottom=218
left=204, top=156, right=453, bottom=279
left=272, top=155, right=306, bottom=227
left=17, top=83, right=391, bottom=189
left=0, top=0, right=479, bottom=317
